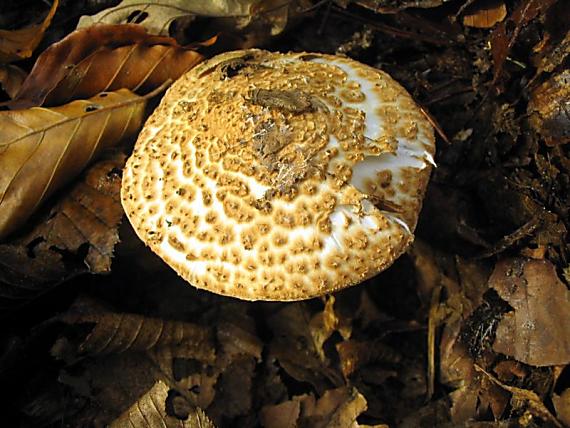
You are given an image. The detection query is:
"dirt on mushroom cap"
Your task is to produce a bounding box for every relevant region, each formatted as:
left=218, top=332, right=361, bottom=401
left=121, top=49, right=435, bottom=301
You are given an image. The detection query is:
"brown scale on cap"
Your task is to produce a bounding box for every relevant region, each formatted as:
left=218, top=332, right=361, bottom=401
left=121, top=49, right=436, bottom=301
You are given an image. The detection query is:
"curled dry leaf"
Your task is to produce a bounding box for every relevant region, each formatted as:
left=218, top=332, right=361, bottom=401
left=433, top=253, right=506, bottom=422
left=309, top=296, right=351, bottom=362
left=0, top=64, right=27, bottom=99
left=490, top=258, right=570, bottom=366
left=0, top=88, right=149, bottom=241
left=55, top=298, right=213, bottom=358
left=305, top=387, right=368, bottom=428
left=445, top=351, right=480, bottom=421
left=29, top=155, right=126, bottom=273
left=438, top=298, right=491, bottom=422
left=0, top=155, right=126, bottom=308
left=268, top=303, right=344, bottom=393
left=475, top=365, right=563, bottom=428
left=13, top=24, right=204, bottom=108
left=109, top=380, right=215, bottom=428
left=528, top=69, right=570, bottom=146
left=77, top=0, right=257, bottom=36
left=462, top=0, right=507, bottom=28
left=0, top=0, right=58, bottom=63
left=476, top=377, right=510, bottom=421
left=260, top=386, right=376, bottom=428
left=442, top=345, right=509, bottom=423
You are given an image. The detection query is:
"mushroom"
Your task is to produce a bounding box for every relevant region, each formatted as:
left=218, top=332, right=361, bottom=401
left=121, top=49, right=436, bottom=301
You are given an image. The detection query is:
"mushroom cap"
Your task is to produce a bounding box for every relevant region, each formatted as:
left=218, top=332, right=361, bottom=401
left=121, top=49, right=435, bottom=301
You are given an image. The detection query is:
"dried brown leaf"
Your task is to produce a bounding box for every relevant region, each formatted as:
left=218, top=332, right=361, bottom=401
left=268, top=303, right=343, bottom=393
left=77, top=0, right=256, bottom=35
left=109, top=380, right=215, bottom=427
left=352, top=0, right=443, bottom=13
left=475, top=365, right=563, bottom=428
left=530, top=1, right=570, bottom=77
left=0, top=155, right=125, bottom=308
left=440, top=320, right=474, bottom=389
left=528, top=69, right=570, bottom=146
left=493, top=360, right=527, bottom=382
left=442, top=340, right=508, bottom=422
left=260, top=387, right=377, bottom=428
left=311, top=387, right=368, bottom=428
left=0, top=88, right=148, bottom=240
left=397, top=398, right=452, bottom=428
left=202, top=306, right=263, bottom=423
left=439, top=322, right=482, bottom=423
left=217, top=321, right=263, bottom=361
left=491, top=0, right=557, bottom=90
left=0, top=0, right=58, bottom=63
left=33, top=155, right=126, bottom=273
left=260, top=399, right=301, bottom=428
left=477, top=376, right=511, bottom=420
left=353, top=288, right=390, bottom=329
left=449, top=376, right=481, bottom=422
left=463, top=0, right=507, bottom=28
left=408, top=240, right=443, bottom=304
left=252, top=359, right=289, bottom=411
left=553, top=389, right=570, bottom=427
left=250, top=0, right=295, bottom=36
left=13, top=24, right=204, bottom=108
left=147, top=344, right=219, bottom=410
left=409, top=240, right=490, bottom=322
left=534, top=31, right=570, bottom=75
left=0, top=244, right=68, bottom=305
left=149, top=304, right=268, bottom=414
left=59, top=352, right=160, bottom=424
left=456, top=258, right=492, bottom=315
left=490, top=258, right=570, bottom=366
left=420, top=251, right=489, bottom=400
left=55, top=297, right=213, bottom=358
left=437, top=255, right=507, bottom=422
left=0, top=64, right=27, bottom=99
left=18, top=382, right=68, bottom=425
left=148, top=335, right=217, bottom=367
left=306, top=387, right=371, bottom=428
left=309, top=296, right=351, bottom=362
left=336, top=339, right=402, bottom=379
left=210, top=301, right=263, bottom=363
left=208, top=356, right=256, bottom=423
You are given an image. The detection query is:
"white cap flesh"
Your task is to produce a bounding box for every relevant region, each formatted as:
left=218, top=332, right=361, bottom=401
left=121, top=50, right=435, bottom=301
